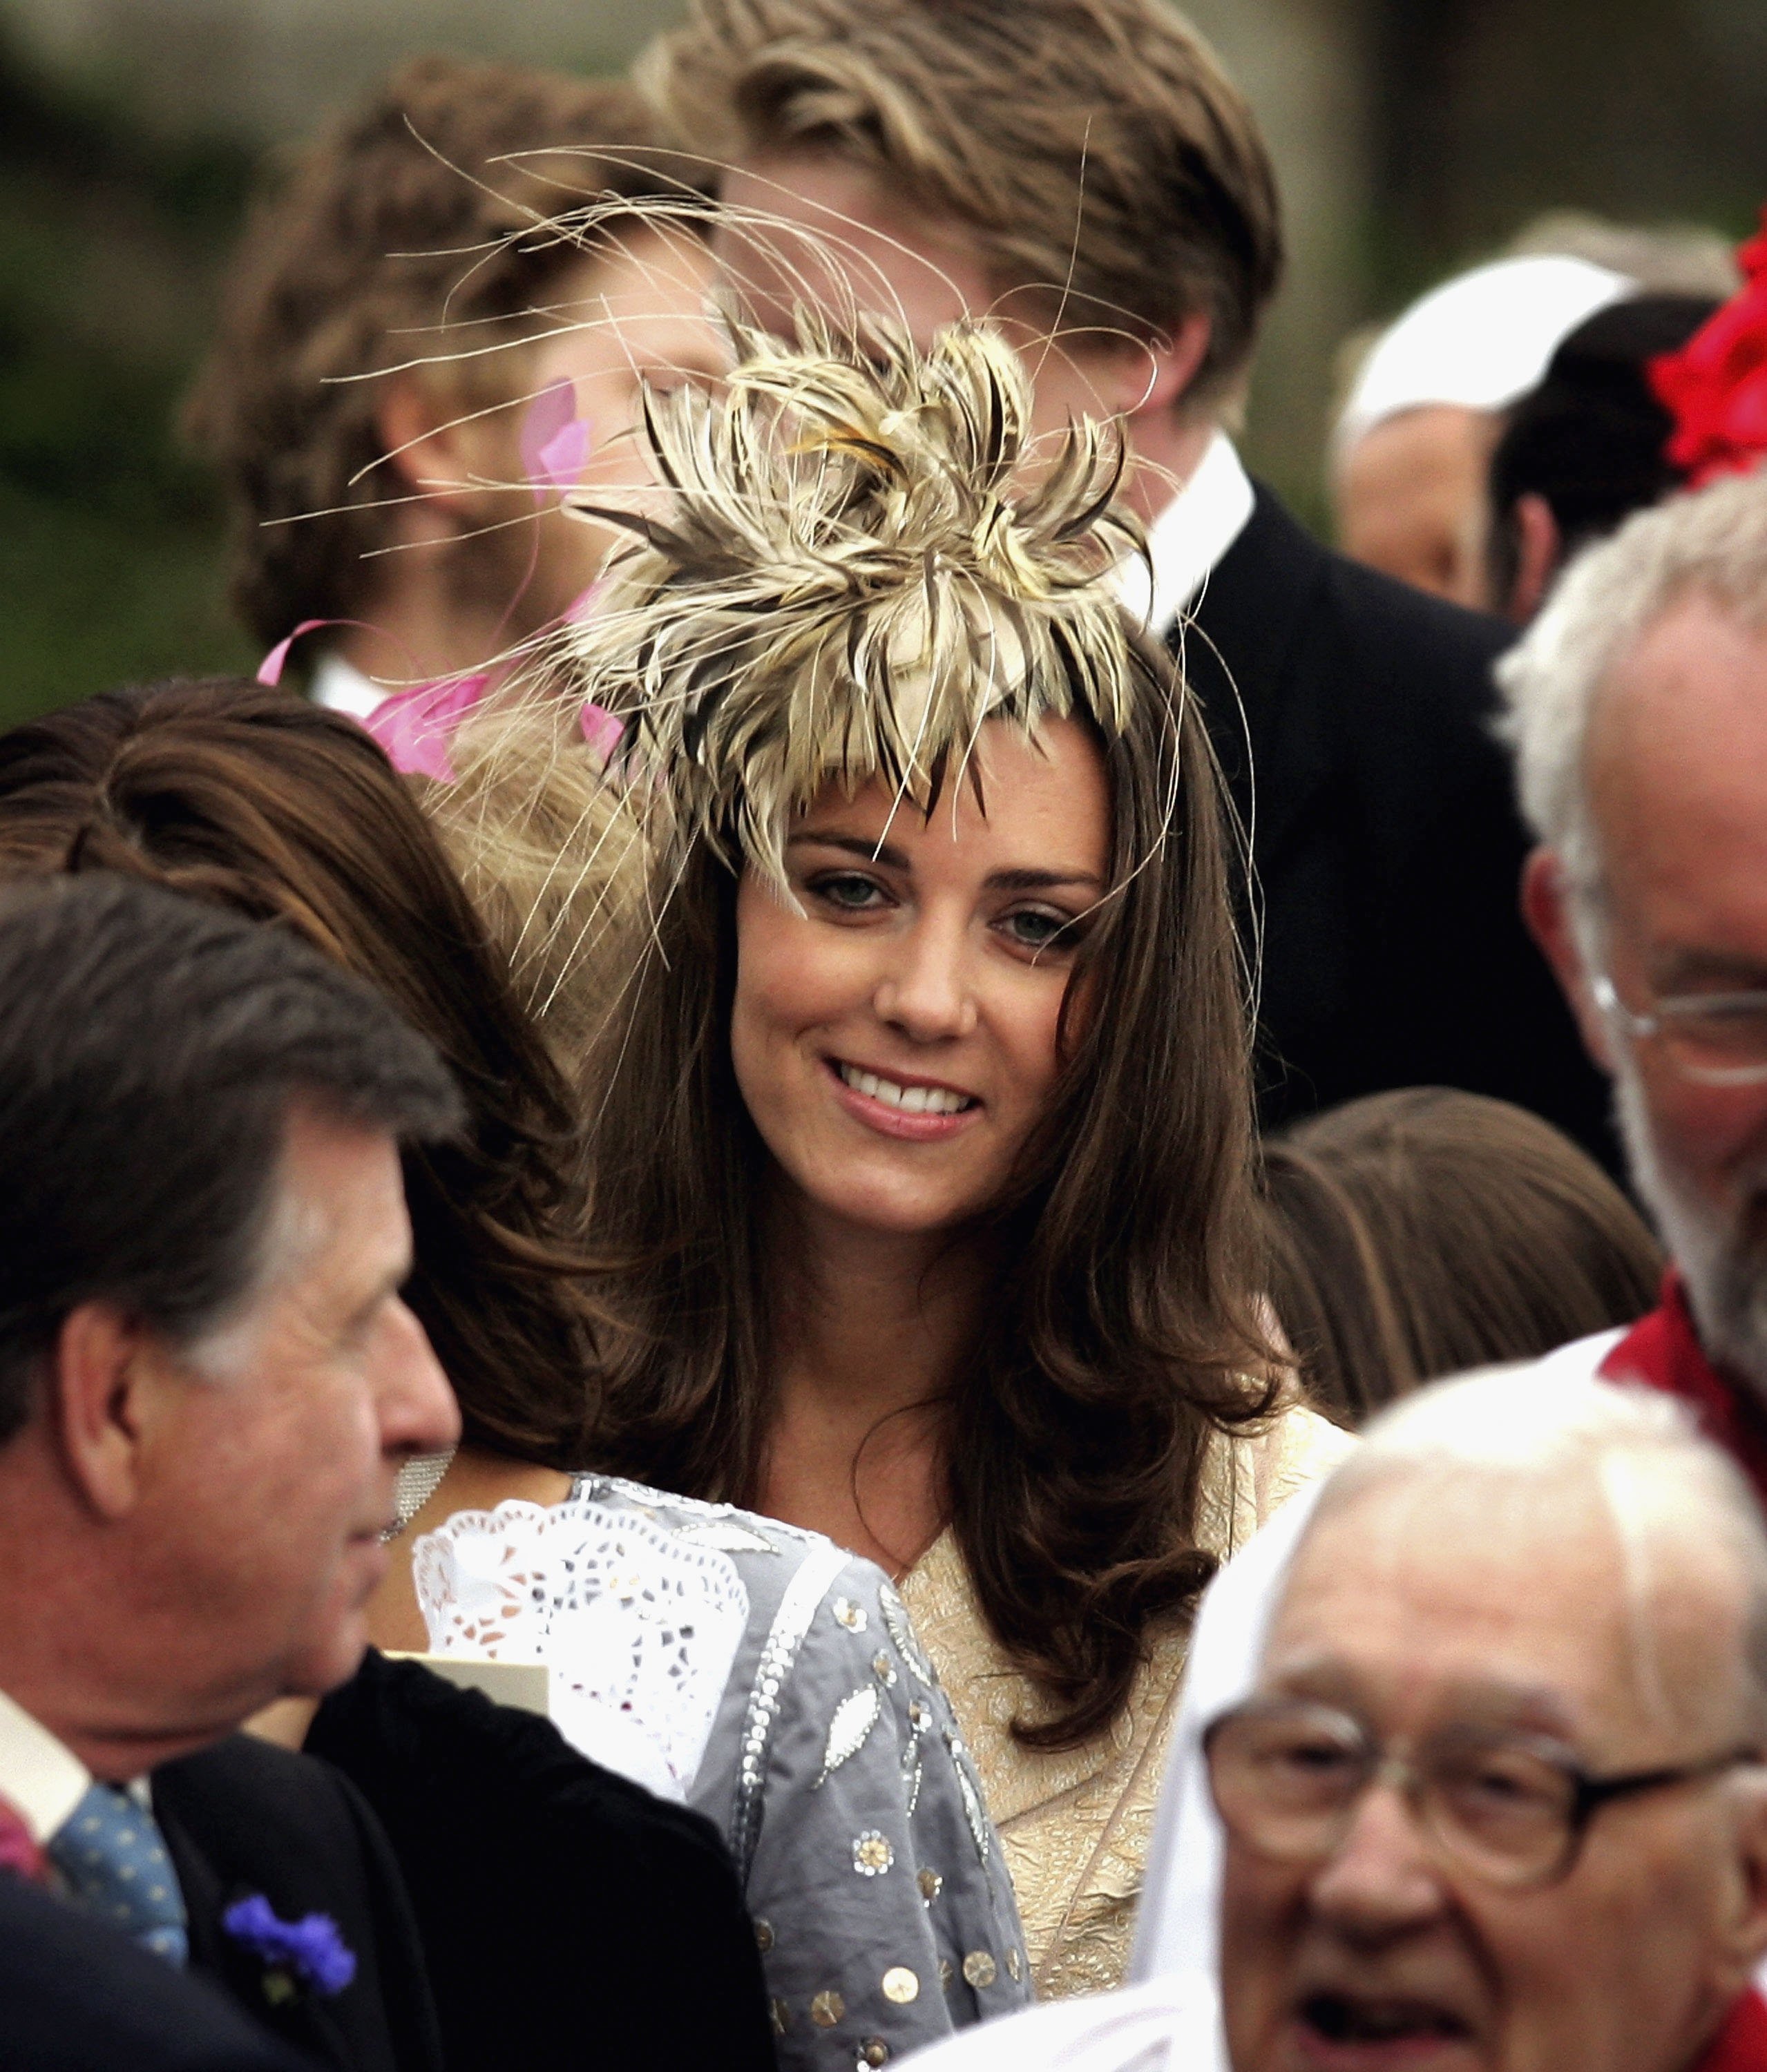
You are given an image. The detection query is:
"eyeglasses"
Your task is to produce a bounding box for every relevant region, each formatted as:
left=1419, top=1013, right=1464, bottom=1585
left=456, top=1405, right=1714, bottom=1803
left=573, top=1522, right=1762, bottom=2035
left=1592, top=972, right=1767, bottom=1086
left=1204, top=1697, right=1761, bottom=1890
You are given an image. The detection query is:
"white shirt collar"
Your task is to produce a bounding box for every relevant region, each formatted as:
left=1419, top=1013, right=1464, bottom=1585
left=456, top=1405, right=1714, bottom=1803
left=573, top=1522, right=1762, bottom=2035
left=309, top=652, right=390, bottom=719
left=1114, top=430, right=1257, bottom=638
left=0, top=1687, right=90, bottom=1843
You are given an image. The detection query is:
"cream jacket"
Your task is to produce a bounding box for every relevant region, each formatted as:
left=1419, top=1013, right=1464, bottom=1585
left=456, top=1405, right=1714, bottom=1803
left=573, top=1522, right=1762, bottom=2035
left=899, top=1403, right=1354, bottom=2000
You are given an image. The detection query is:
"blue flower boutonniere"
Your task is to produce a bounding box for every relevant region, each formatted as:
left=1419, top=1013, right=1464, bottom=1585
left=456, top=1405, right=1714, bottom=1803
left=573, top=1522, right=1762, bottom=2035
left=221, top=1894, right=357, bottom=2007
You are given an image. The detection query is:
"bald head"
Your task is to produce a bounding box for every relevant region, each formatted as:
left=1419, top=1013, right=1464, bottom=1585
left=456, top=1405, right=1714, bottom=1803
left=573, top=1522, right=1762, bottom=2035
left=1290, top=1368, right=1767, bottom=1745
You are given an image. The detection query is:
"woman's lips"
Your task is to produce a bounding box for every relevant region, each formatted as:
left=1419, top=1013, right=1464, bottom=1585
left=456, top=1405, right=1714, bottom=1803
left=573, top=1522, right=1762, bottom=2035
left=823, top=1056, right=984, bottom=1142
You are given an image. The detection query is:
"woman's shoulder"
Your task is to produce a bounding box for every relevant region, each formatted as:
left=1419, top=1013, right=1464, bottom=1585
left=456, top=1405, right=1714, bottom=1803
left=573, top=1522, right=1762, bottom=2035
left=1197, top=1394, right=1357, bottom=1561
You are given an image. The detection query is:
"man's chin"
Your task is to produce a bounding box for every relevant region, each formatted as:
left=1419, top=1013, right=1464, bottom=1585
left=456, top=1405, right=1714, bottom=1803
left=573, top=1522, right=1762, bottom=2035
left=1613, top=1070, right=1767, bottom=1392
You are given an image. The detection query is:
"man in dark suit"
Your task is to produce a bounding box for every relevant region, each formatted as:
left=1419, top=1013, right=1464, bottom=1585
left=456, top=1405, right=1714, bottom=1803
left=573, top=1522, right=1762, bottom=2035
left=649, top=0, right=1612, bottom=1155
left=0, top=1863, right=316, bottom=2072
left=0, top=877, right=461, bottom=2069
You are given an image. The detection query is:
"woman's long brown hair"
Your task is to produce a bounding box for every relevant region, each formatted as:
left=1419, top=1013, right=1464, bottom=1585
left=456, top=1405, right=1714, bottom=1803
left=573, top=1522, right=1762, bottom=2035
left=0, top=678, right=602, bottom=1468
left=584, top=633, right=1279, bottom=1751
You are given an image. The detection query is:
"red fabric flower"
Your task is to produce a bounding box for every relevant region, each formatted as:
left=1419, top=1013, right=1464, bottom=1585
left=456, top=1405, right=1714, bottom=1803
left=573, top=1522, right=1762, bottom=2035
left=1649, top=205, right=1767, bottom=486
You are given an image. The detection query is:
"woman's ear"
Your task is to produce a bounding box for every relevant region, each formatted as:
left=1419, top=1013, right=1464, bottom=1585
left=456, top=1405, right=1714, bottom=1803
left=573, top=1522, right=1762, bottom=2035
left=373, top=372, right=513, bottom=520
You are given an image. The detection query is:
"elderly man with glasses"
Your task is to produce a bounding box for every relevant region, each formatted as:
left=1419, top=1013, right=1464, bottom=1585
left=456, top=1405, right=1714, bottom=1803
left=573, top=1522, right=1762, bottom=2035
left=1118, top=460, right=1767, bottom=2023
left=907, top=1366, right=1767, bottom=2072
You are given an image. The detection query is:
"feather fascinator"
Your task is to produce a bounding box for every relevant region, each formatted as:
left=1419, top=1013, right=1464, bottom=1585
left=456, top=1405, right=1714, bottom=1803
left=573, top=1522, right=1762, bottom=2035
left=557, top=316, right=1153, bottom=885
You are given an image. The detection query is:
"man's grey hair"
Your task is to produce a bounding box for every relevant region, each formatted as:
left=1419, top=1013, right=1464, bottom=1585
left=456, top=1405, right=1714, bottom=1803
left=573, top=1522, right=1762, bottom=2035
left=1312, top=1365, right=1767, bottom=1734
left=1496, top=468, right=1767, bottom=898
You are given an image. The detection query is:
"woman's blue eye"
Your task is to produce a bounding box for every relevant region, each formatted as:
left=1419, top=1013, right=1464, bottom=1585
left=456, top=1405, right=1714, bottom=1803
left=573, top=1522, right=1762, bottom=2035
left=1005, top=910, right=1070, bottom=949
left=816, top=873, right=885, bottom=910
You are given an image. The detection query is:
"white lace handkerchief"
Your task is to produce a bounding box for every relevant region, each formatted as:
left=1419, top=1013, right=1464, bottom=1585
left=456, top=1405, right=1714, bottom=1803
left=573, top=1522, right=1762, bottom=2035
left=412, top=1497, right=750, bottom=1802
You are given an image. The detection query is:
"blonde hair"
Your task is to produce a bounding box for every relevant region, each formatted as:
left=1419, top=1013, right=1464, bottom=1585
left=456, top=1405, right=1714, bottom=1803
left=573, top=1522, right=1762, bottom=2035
left=642, top=0, right=1283, bottom=406
left=421, top=701, right=649, bottom=1080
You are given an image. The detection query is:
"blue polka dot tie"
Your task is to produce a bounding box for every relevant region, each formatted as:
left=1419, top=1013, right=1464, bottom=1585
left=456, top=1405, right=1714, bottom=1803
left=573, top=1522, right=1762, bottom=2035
left=46, top=1781, right=189, bottom=1966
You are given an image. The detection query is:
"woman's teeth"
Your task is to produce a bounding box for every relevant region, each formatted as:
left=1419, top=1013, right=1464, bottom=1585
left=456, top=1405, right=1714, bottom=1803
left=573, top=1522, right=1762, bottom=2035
left=838, top=1063, right=974, bottom=1115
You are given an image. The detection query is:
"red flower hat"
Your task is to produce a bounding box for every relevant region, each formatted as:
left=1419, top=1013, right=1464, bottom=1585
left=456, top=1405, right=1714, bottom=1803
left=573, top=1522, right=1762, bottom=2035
left=1650, top=207, right=1767, bottom=486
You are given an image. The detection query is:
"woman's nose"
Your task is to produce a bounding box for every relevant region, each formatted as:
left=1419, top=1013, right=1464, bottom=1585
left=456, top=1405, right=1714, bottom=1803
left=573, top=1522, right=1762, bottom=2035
left=872, top=914, right=978, bottom=1042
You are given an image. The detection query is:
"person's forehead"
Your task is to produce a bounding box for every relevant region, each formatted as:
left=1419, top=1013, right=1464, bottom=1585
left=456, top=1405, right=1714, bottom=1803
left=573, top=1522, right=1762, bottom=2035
left=1590, top=595, right=1767, bottom=939
left=795, top=715, right=1109, bottom=854
left=719, top=153, right=995, bottom=332
left=1264, top=1471, right=1739, bottom=1743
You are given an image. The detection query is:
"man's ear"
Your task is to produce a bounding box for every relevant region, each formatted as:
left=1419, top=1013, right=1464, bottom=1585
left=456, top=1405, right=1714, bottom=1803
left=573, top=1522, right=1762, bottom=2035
left=1505, top=492, right=1562, bottom=625
left=1123, top=311, right=1214, bottom=422
left=50, top=1303, right=160, bottom=1520
left=1712, top=1772, right=1767, bottom=1997
left=1520, top=846, right=1615, bottom=1073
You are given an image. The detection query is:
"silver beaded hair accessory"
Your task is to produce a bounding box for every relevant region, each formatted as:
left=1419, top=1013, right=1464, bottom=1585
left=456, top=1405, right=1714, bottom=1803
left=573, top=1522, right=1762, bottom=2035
left=554, top=314, right=1154, bottom=890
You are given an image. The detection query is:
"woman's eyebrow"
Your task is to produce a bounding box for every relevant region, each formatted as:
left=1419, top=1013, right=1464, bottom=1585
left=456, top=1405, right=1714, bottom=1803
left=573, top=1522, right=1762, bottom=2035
left=985, top=867, right=1106, bottom=894
left=786, top=829, right=911, bottom=868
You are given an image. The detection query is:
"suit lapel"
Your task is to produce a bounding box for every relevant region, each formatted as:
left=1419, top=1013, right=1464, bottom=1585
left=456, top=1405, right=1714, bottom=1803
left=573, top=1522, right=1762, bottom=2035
left=153, top=1761, right=357, bottom=2071
left=1175, top=487, right=1338, bottom=875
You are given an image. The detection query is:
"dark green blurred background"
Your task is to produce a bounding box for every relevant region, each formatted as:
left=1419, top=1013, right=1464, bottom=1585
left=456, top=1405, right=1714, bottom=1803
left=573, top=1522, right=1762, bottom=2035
left=1, top=0, right=1761, bottom=731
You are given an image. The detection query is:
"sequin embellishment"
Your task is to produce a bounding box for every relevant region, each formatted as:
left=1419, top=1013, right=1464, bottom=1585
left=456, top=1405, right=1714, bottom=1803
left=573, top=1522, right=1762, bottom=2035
left=832, top=1596, right=868, bottom=1631
left=917, top=1867, right=942, bottom=1904
left=901, top=1696, right=932, bottom=1817
left=815, top=1685, right=884, bottom=1787
left=811, top=1991, right=846, bottom=2028
left=879, top=1582, right=935, bottom=1685
left=962, top=1951, right=997, bottom=1990
left=871, top=1651, right=897, bottom=1687
left=944, top=1728, right=991, bottom=1863
left=1005, top=1946, right=1023, bottom=1982
left=770, top=1998, right=792, bottom=2035
left=938, top=1959, right=955, bottom=1993
left=675, top=1519, right=778, bottom=1554
left=881, top=1966, right=919, bottom=2004
left=731, top=1541, right=850, bottom=1881
left=754, top=1919, right=775, bottom=1953
left=852, top=1830, right=895, bottom=1876
left=859, top=2040, right=891, bottom=2067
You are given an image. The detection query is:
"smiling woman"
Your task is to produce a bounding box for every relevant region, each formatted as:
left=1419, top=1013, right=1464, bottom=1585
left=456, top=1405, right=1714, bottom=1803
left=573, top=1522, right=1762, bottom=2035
left=526, top=312, right=1354, bottom=1995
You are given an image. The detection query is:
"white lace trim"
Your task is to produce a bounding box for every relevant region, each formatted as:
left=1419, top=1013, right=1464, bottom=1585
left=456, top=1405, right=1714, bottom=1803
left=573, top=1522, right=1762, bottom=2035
left=412, top=1496, right=750, bottom=1801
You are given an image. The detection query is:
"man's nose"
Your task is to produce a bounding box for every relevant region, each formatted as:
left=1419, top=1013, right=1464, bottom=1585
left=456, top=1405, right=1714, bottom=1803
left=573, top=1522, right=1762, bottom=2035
left=873, top=912, right=978, bottom=1042
left=1306, top=1784, right=1452, bottom=1946
left=377, top=1297, right=461, bottom=1459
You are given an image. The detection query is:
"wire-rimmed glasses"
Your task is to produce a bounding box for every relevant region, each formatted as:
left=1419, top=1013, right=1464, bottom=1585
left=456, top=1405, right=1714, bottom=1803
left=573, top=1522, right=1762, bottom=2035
left=1592, top=972, right=1767, bottom=1086
left=1204, top=1697, right=1761, bottom=1890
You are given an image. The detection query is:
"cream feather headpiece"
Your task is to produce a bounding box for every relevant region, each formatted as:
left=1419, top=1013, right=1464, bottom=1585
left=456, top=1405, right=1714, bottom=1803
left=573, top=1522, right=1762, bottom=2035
left=557, top=315, right=1152, bottom=885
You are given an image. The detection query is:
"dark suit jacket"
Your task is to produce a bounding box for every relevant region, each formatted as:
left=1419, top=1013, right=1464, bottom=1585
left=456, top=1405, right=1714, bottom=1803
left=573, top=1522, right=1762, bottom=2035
left=307, top=1651, right=777, bottom=2072
left=0, top=1866, right=317, bottom=2072
left=153, top=1735, right=441, bottom=2072
left=1181, top=485, right=1614, bottom=1161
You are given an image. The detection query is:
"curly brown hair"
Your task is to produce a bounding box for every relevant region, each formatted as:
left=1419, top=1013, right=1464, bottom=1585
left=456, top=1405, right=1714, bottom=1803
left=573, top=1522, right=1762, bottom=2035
left=187, top=55, right=709, bottom=647
left=0, top=678, right=604, bottom=1469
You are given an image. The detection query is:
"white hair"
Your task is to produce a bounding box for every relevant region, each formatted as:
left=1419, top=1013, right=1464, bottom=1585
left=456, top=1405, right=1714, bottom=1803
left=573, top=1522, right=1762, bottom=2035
left=1496, top=467, right=1767, bottom=898
left=1310, top=1365, right=1767, bottom=1730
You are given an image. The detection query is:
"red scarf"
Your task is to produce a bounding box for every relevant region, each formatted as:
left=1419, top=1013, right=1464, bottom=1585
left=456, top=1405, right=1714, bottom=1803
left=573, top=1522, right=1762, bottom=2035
left=1701, top=1990, right=1767, bottom=2072
left=1601, top=1278, right=1767, bottom=2069
left=1600, top=1272, right=1767, bottom=1510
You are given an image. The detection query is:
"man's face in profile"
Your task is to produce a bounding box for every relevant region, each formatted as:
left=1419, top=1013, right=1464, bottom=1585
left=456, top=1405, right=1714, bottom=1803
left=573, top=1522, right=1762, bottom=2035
left=112, top=1106, right=458, bottom=1744
left=1219, top=1470, right=1767, bottom=2072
